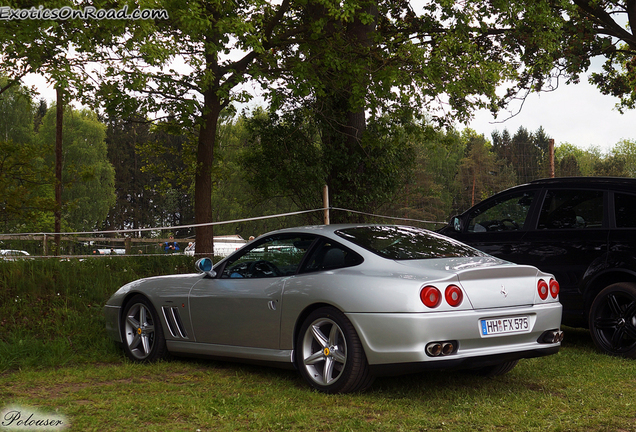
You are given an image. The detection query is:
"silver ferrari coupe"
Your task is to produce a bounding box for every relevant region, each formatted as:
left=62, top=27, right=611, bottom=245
left=104, top=225, right=563, bottom=393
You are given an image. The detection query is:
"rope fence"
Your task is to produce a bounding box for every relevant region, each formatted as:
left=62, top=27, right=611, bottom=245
left=0, top=207, right=446, bottom=258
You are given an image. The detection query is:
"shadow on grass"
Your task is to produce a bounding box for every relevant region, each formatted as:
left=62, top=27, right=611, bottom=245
left=560, top=325, right=595, bottom=350
left=159, top=353, right=552, bottom=401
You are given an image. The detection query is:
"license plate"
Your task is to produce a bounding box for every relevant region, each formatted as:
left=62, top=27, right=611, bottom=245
left=480, top=316, right=529, bottom=336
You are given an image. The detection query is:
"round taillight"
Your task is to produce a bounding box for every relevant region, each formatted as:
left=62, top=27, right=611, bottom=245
left=445, top=285, right=463, bottom=307
left=538, top=279, right=549, bottom=300
left=549, top=278, right=560, bottom=298
left=421, top=286, right=442, bottom=308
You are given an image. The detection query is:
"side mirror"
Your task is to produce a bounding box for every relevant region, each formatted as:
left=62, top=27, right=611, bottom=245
left=451, top=216, right=462, bottom=232
left=195, top=257, right=216, bottom=278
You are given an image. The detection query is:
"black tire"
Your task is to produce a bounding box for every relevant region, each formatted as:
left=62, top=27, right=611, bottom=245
left=295, top=307, right=374, bottom=394
left=589, top=282, right=636, bottom=358
left=472, top=360, right=518, bottom=377
left=121, top=295, right=168, bottom=362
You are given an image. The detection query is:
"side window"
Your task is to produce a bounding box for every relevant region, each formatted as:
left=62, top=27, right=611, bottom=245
left=467, top=191, right=535, bottom=233
left=301, top=240, right=363, bottom=273
left=538, top=189, right=603, bottom=230
left=220, top=235, right=315, bottom=278
left=615, top=193, right=636, bottom=228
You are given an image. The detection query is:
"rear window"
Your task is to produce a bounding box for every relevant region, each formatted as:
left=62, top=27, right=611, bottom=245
left=538, top=189, right=603, bottom=229
left=615, top=193, right=636, bottom=228
left=336, top=226, right=487, bottom=260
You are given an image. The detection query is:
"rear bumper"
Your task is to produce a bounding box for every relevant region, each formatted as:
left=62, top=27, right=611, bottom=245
left=369, top=346, right=559, bottom=376
left=346, top=302, right=562, bottom=368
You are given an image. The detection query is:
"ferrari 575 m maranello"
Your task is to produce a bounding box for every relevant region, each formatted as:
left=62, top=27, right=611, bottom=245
left=104, top=225, right=563, bottom=393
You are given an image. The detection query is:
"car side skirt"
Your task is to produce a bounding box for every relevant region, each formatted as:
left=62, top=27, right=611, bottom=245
left=167, top=340, right=294, bottom=365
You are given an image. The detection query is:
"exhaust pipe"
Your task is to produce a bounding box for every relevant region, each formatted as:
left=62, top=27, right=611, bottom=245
left=539, top=329, right=564, bottom=344
left=426, top=341, right=458, bottom=357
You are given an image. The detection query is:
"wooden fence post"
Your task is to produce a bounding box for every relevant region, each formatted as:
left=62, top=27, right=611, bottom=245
left=323, top=185, right=330, bottom=225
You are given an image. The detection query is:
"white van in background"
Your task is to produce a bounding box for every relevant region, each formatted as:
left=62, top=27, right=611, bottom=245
left=184, top=235, right=247, bottom=258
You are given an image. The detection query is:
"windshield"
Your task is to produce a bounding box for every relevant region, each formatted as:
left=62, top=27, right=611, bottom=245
left=336, top=226, right=487, bottom=260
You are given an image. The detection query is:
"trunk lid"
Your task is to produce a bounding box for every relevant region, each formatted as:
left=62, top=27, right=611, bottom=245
left=456, top=264, right=539, bottom=309
left=395, top=257, right=539, bottom=308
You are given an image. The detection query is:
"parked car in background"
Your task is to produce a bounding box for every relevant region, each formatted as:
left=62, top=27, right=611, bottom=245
left=0, top=249, right=30, bottom=260
left=105, top=224, right=562, bottom=394
left=439, top=177, right=636, bottom=357
left=184, top=235, right=247, bottom=258
left=92, top=248, right=126, bottom=255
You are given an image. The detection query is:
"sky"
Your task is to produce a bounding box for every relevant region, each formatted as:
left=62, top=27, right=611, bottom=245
left=463, top=73, right=636, bottom=154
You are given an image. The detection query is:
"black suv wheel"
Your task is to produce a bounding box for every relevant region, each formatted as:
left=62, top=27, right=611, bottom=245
left=589, top=283, right=636, bottom=358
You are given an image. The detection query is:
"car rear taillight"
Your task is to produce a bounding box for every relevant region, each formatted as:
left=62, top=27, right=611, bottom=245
left=549, top=278, right=560, bottom=298
left=420, top=286, right=442, bottom=308
left=445, top=285, right=463, bottom=307
left=538, top=279, right=549, bottom=300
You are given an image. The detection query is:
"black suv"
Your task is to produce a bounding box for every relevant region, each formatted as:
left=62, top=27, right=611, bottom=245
left=439, top=177, right=636, bottom=357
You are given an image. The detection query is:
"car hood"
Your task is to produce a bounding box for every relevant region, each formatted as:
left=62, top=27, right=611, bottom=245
left=395, top=257, right=540, bottom=309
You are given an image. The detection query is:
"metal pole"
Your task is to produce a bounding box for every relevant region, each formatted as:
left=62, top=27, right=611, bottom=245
left=323, top=185, right=330, bottom=225
left=549, top=139, right=555, bottom=178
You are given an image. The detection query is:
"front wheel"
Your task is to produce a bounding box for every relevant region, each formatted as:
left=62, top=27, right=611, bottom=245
left=121, top=295, right=167, bottom=362
left=589, top=282, right=636, bottom=358
left=295, top=307, right=374, bottom=394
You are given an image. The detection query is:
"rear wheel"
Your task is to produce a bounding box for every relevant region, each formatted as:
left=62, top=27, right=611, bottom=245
left=589, top=283, right=636, bottom=358
left=121, top=295, right=167, bottom=362
left=296, top=307, right=374, bottom=394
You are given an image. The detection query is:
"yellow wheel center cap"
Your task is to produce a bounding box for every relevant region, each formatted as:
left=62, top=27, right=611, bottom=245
left=323, top=347, right=330, bottom=356
left=137, top=328, right=142, bottom=335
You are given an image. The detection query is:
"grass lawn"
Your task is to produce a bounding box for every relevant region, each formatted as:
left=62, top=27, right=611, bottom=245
left=2, top=327, right=636, bottom=431
left=2, top=258, right=636, bottom=431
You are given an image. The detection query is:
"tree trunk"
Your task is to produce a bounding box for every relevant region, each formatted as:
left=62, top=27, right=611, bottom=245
left=194, top=88, right=220, bottom=256
left=54, top=86, right=63, bottom=255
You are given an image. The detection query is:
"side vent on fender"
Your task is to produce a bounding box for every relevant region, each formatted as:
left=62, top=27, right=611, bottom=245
left=162, top=306, right=188, bottom=339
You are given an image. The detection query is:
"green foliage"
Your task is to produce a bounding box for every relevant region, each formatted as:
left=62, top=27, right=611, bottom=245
left=0, top=255, right=194, bottom=371
left=241, top=107, right=417, bottom=222
left=610, top=139, right=636, bottom=177
left=554, top=142, right=632, bottom=178
left=456, top=131, right=517, bottom=210
left=492, top=126, right=551, bottom=184
left=102, top=117, right=156, bottom=234
left=37, top=106, right=116, bottom=232
left=0, top=77, right=35, bottom=144
left=0, top=79, right=55, bottom=231
left=555, top=143, right=602, bottom=177
left=376, top=125, right=464, bottom=225
left=0, top=139, right=55, bottom=231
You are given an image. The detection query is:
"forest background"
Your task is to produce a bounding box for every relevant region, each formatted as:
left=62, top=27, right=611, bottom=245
left=2, top=0, right=636, bottom=253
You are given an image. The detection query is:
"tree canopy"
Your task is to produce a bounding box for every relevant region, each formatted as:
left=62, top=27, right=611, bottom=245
left=1, top=0, right=636, bottom=244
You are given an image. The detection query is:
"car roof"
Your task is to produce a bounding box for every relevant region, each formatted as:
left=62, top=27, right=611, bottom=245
left=528, top=177, right=636, bottom=187
left=258, top=224, right=429, bottom=239
left=489, top=177, right=636, bottom=197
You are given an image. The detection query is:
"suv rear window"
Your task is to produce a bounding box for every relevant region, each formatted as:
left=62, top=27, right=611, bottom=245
left=336, top=226, right=486, bottom=260
left=615, top=193, right=636, bottom=228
